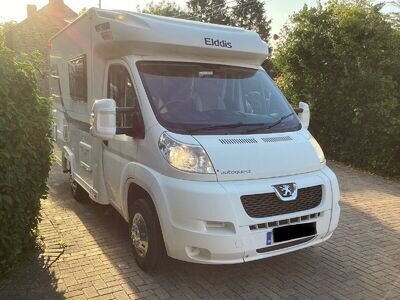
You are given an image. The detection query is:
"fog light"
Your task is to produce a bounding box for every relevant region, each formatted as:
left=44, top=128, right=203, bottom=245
left=186, top=247, right=211, bottom=260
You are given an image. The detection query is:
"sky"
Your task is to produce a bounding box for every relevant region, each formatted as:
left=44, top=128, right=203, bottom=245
left=0, top=0, right=398, bottom=35
left=0, top=0, right=323, bottom=34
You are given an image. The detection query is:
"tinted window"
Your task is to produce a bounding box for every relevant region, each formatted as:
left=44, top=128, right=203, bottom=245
left=68, top=55, right=87, bottom=101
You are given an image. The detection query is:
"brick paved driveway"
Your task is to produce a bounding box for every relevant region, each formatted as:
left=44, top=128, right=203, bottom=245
left=1, top=162, right=399, bottom=299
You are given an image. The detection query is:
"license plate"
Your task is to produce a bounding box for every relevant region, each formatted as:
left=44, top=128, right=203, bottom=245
left=273, top=222, right=316, bottom=243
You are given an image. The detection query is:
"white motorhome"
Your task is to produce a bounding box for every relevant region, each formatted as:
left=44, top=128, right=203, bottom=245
left=51, top=8, right=340, bottom=271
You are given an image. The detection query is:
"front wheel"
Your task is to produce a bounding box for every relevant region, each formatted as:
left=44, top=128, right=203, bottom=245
left=129, top=198, right=165, bottom=272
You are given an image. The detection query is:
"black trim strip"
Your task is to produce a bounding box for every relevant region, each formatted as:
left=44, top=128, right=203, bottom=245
left=256, top=236, right=315, bottom=253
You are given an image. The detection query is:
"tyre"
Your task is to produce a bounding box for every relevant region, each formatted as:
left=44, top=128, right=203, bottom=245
left=70, top=178, right=87, bottom=202
left=129, top=198, right=165, bottom=272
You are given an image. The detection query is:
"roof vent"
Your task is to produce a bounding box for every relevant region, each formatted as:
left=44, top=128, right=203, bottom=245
left=261, top=136, right=292, bottom=143
left=219, top=138, right=258, bottom=144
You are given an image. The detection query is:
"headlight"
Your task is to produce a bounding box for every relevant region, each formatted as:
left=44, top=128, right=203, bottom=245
left=159, top=132, right=215, bottom=174
left=310, top=137, right=326, bottom=164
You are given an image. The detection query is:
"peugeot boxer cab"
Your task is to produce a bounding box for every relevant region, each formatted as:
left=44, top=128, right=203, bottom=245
left=51, top=8, right=340, bottom=271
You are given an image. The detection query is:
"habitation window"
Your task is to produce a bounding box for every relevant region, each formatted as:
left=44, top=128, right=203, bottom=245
left=68, top=55, right=87, bottom=101
left=50, top=64, right=62, bottom=101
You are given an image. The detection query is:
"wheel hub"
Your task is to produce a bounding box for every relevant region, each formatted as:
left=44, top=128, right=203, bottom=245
left=131, top=213, right=148, bottom=257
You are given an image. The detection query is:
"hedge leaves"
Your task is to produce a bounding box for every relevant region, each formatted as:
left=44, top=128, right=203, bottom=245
left=0, top=44, right=52, bottom=277
left=274, top=0, right=400, bottom=177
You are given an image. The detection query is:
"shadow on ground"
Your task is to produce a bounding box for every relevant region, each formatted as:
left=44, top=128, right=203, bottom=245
left=0, top=249, right=64, bottom=299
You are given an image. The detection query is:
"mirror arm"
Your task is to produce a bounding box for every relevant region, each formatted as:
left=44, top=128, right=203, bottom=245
left=116, top=107, right=135, bottom=113
left=294, top=107, right=304, bottom=114
left=115, top=107, right=136, bottom=136
left=116, top=127, right=134, bottom=135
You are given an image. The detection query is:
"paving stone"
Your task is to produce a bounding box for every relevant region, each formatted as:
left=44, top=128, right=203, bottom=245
left=0, top=162, right=399, bottom=299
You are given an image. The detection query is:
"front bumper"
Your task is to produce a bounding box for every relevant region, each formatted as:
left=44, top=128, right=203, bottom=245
left=152, top=165, right=340, bottom=264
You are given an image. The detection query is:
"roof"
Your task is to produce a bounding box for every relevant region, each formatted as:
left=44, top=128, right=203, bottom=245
left=10, top=0, right=77, bottom=31
left=37, top=1, right=77, bottom=24
left=53, top=8, right=268, bottom=66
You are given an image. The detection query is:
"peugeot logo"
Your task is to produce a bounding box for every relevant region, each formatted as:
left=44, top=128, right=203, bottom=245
left=273, top=183, right=298, bottom=201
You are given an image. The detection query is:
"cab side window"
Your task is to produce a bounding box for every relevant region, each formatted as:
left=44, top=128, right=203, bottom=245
left=107, top=65, right=138, bottom=128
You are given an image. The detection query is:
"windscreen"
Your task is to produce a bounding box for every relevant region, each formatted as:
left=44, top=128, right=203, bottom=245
left=137, top=61, right=301, bottom=135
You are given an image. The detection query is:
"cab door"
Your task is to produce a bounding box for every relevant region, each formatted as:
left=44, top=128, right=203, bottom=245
left=102, top=61, right=141, bottom=210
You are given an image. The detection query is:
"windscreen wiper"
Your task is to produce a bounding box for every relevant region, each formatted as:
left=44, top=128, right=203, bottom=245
left=189, top=122, right=266, bottom=133
left=245, top=112, right=295, bottom=133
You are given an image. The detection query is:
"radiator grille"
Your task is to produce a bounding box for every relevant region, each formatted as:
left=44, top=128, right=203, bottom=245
left=249, top=212, right=323, bottom=230
left=241, top=185, right=323, bottom=218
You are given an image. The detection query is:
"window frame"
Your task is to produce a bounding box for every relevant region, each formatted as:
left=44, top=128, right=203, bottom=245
left=68, top=54, right=87, bottom=102
left=106, top=62, right=144, bottom=137
left=50, top=64, right=62, bottom=101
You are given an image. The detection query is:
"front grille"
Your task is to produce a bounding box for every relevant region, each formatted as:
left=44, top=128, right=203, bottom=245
left=249, top=212, right=323, bottom=230
left=241, top=185, right=323, bottom=218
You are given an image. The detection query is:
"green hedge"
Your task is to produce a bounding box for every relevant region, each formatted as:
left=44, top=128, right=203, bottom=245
left=0, top=45, right=53, bottom=277
left=273, top=1, right=400, bottom=178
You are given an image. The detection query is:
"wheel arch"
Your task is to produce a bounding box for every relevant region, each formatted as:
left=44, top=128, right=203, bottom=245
left=121, top=163, right=155, bottom=221
left=127, top=183, right=156, bottom=218
left=121, top=163, right=172, bottom=255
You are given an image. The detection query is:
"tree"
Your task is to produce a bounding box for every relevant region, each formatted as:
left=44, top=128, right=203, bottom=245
left=386, top=0, right=400, bottom=27
left=186, top=0, right=271, bottom=41
left=187, top=0, right=230, bottom=24
left=230, top=0, right=271, bottom=41
left=0, top=21, right=16, bottom=44
left=140, top=1, right=189, bottom=19
left=273, top=0, right=400, bottom=177
left=78, top=7, right=88, bottom=16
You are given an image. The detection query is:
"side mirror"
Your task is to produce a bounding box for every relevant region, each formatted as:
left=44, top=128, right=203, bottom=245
left=296, top=101, right=310, bottom=129
left=90, top=99, right=116, bottom=140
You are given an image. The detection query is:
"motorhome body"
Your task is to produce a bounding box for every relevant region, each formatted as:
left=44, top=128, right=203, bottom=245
left=51, top=8, right=340, bottom=271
